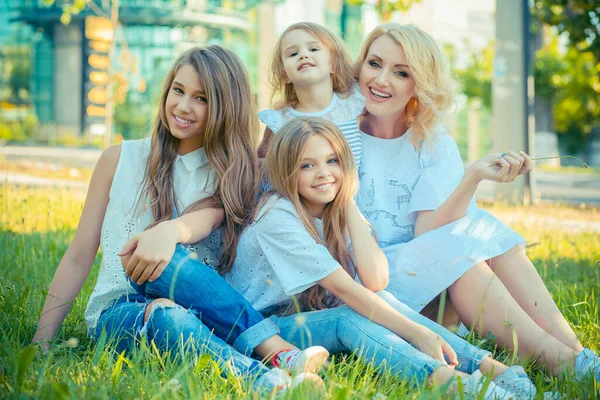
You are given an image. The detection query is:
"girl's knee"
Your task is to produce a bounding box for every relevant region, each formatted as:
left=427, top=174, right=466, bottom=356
left=143, top=298, right=178, bottom=322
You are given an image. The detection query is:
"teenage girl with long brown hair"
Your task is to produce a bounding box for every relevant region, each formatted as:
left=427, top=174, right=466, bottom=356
left=32, top=45, right=326, bottom=393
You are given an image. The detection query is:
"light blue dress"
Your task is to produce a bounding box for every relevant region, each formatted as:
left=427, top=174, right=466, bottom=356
left=356, top=127, right=526, bottom=311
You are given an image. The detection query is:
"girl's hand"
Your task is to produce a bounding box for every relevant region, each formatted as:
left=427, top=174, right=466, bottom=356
left=409, top=326, right=458, bottom=366
left=119, top=221, right=179, bottom=284
left=468, top=151, right=532, bottom=183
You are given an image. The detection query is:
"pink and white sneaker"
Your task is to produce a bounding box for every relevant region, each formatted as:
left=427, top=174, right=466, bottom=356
left=271, top=346, right=329, bottom=375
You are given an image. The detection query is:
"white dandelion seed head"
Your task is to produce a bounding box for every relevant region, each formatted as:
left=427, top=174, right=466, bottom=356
left=167, top=378, right=182, bottom=391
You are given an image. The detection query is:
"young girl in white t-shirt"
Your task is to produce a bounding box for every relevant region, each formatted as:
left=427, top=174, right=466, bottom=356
left=31, top=46, right=326, bottom=393
left=226, top=117, right=551, bottom=398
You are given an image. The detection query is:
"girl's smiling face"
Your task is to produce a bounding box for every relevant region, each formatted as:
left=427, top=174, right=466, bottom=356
left=165, top=64, right=209, bottom=154
left=281, top=29, right=333, bottom=88
left=297, top=135, right=342, bottom=218
left=358, top=35, right=416, bottom=119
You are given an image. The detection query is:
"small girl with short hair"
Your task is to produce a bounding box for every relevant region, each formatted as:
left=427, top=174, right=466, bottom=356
left=227, top=117, right=548, bottom=398
left=258, top=22, right=363, bottom=167
left=32, top=45, right=325, bottom=393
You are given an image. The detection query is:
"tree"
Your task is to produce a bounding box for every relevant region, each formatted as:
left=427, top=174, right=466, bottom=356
left=531, top=0, right=600, bottom=55
left=346, top=0, right=422, bottom=22
left=454, top=41, right=494, bottom=110
left=531, top=2, right=600, bottom=153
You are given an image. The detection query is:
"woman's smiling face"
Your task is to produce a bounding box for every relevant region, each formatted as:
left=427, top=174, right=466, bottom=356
left=358, top=34, right=416, bottom=119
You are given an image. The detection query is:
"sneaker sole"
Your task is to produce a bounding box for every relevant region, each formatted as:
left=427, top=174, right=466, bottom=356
left=292, top=346, right=329, bottom=375
left=291, top=372, right=326, bottom=392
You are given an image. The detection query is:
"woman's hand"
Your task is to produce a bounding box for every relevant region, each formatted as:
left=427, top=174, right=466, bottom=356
left=119, top=221, right=179, bottom=284
left=468, top=151, right=532, bottom=183
left=408, top=325, right=458, bottom=367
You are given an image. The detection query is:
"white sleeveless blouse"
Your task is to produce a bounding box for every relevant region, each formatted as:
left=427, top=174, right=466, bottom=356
left=84, top=138, right=222, bottom=335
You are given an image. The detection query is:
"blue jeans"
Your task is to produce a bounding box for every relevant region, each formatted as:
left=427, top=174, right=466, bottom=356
left=129, top=245, right=279, bottom=355
left=93, top=294, right=289, bottom=391
left=269, top=291, right=490, bottom=384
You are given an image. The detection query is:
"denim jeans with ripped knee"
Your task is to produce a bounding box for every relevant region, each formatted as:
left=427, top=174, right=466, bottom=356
left=129, top=244, right=279, bottom=355
left=94, top=293, right=289, bottom=392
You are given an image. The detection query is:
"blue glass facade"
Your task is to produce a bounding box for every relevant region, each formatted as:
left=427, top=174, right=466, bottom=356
left=3, top=0, right=261, bottom=138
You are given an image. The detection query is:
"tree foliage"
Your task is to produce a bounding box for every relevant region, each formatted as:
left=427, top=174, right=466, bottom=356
left=531, top=0, right=600, bottom=54
left=532, top=1, right=600, bottom=150
left=454, top=41, right=494, bottom=110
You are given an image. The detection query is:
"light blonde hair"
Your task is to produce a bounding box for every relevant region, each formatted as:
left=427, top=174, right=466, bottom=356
left=354, top=23, right=457, bottom=145
left=139, top=45, right=259, bottom=274
left=260, top=117, right=357, bottom=314
left=269, top=22, right=355, bottom=109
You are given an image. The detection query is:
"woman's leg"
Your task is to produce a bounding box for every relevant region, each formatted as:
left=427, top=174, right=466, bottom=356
left=131, top=245, right=279, bottom=355
left=489, top=246, right=584, bottom=352
left=447, top=261, right=579, bottom=376
left=420, top=292, right=462, bottom=331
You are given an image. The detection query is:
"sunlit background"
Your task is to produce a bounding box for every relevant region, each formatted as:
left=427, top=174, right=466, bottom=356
left=0, top=0, right=598, bottom=204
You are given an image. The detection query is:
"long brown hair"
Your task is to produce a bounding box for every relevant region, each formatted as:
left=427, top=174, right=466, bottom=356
left=268, top=22, right=355, bottom=109
left=261, top=117, right=357, bottom=313
left=139, top=46, right=259, bottom=273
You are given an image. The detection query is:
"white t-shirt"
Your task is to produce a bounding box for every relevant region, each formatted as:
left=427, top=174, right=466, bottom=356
left=226, top=196, right=342, bottom=313
left=356, top=127, right=475, bottom=248
left=258, top=85, right=364, bottom=168
left=84, top=138, right=222, bottom=335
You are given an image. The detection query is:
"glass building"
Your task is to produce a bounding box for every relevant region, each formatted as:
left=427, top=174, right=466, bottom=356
left=2, top=0, right=268, bottom=140
left=1, top=0, right=362, bottom=143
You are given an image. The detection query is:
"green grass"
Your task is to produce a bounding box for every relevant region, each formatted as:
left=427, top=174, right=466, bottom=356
left=1, top=185, right=599, bottom=399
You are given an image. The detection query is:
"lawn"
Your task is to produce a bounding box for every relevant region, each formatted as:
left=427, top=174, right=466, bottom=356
left=0, top=184, right=598, bottom=399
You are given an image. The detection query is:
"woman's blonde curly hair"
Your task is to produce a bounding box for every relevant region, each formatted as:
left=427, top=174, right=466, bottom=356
left=354, top=23, right=458, bottom=145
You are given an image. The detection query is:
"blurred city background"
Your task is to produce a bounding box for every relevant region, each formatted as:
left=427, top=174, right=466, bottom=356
left=0, top=0, right=599, bottom=205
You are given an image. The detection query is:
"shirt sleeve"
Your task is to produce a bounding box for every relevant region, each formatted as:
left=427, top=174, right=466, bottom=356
left=253, top=199, right=342, bottom=296
left=407, top=132, right=466, bottom=217
left=258, top=109, right=283, bottom=133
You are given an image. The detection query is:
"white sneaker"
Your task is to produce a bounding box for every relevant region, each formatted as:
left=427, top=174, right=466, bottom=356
left=254, top=368, right=292, bottom=393
left=272, top=346, right=329, bottom=375
left=494, top=366, right=561, bottom=400
left=574, top=348, right=600, bottom=382
left=494, top=366, right=536, bottom=398
left=458, top=370, right=518, bottom=399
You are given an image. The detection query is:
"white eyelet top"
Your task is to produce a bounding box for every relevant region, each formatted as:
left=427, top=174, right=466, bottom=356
left=84, top=138, right=222, bottom=335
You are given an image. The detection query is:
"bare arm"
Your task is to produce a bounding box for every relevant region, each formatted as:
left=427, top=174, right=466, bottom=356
left=414, top=151, right=532, bottom=237
left=120, top=207, right=224, bottom=284
left=32, top=145, right=121, bottom=347
left=318, top=269, right=457, bottom=365
left=346, top=199, right=388, bottom=291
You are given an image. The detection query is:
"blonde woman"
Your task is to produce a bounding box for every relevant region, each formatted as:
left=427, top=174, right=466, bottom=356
left=354, top=23, right=599, bottom=380
left=227, top=117, right=549, bottom=399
